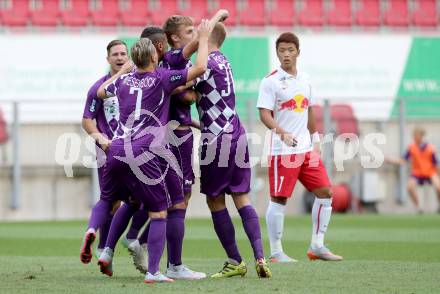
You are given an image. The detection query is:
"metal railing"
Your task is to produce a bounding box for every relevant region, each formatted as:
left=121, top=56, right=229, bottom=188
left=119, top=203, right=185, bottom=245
left=1, top=97, right=440, bottom=210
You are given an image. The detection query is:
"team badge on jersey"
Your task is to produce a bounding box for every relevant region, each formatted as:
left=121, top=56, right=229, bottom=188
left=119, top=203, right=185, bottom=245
left=170, top=74, right=183, bottom=82
left=89, top=99, right=96, bottom=112
left=278, top=94, right=309, bottom=112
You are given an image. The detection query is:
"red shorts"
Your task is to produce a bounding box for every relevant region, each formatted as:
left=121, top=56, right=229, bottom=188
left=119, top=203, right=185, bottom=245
left=268, top=151, right=331, bottom=197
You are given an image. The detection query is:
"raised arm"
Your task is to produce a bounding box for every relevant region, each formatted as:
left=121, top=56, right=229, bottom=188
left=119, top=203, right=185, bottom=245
left=191, top=118, right=201, bottom=130
left=182, top=9, right=229, bottom=59
left=97, top=60, right=133, bottom=99
left=186, top=20, right=209, bottom=82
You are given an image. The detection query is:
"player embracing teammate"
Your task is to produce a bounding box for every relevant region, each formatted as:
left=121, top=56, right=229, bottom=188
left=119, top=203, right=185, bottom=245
left=79, top=11, right=273, bottom=284
left=195, top=22, right=271, bottom=278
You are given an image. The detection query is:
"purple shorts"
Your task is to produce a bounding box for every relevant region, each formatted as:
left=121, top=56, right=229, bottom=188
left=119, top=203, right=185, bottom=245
left=99, top=144, right=179, bottom=212
left=412, top=175, right=432, bottom=186
left=96, top=144, right=107, bottom=190
left=199, top=130, right=251, bottom=197
left=170, top=128, right=195, bottom=194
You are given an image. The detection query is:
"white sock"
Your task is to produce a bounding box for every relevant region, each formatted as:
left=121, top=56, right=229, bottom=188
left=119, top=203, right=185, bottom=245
left=311, top=198, right=332, bottom=249
left=266, top=201, right=286, bottom=256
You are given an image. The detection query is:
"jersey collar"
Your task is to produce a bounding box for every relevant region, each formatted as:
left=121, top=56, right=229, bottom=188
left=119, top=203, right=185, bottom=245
left=278, top=66, right=300, bottom=79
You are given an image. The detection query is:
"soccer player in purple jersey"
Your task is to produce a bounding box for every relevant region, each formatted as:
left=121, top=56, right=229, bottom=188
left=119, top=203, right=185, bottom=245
left=79, top=40, right=128, bottom=264
left=98, top=27, right=182, bottom=277
left=162, top=10, right=228, bottom=203
left=105, top=13, right=228, bottom=280
left=195, top=23, right=272, bottom=278
left=95, top=21, right=211, bottom=283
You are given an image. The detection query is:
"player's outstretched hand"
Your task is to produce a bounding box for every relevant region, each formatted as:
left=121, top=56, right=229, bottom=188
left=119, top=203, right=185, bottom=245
left=281, top=133, right=298, bottom=147
left=120, top=60, right=134, bottom=74
left=198, top=19, right=210, bottom=39
left=217, top=9, right=229, bottom=22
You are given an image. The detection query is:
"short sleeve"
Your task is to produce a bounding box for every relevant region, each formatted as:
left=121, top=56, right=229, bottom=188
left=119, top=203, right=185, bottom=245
left=160, top=68, right=189, bottom=94
left=256, top=77, right=276, bottom=111
left=164, top=48, right=188, bottom=69
left=104, top=76, right=123, bottom=97
left=83, top=86, right=103, bottom=119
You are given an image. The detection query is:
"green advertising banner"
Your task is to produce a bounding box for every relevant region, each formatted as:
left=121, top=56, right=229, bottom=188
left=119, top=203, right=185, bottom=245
left=220, top=37, right=269, bottom=119
left=391, top=37, right=440, bottom=118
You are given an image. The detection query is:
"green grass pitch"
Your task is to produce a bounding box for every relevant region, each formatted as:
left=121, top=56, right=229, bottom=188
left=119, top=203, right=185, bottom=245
left=0, top=215, right=439, bottom=293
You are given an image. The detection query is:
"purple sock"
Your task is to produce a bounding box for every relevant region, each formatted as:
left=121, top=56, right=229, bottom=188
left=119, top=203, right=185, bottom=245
left=147, top=218, right=167, bottom=274
left=87, top=199, right=112, bottom=230
left=167, top=209, right=186, bottom=266
left=126, top=209, right=148, bottom=240
left=238, top=205, right=264, bottom=260
left=211, top=209, right=242, bottom=263
left=97, top=215, right=112, bottom=249
left=138, top=221, right=151, bottom=245
left=105, top=203, right=138, bottom=250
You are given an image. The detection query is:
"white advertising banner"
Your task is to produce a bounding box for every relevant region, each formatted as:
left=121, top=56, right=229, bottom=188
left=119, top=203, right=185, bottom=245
left=0, top=35, right=111, bottom=122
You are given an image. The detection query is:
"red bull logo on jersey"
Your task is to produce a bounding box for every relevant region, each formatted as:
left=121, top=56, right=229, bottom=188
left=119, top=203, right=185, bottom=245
left=278, top=95, right=309, bottom=112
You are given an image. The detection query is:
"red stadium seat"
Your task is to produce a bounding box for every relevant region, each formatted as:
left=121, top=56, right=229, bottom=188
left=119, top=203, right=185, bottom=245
left=355, top=0, right=381, bottom=27
left=90, top=0, right=120, bottom=26
left=313, top=105, right=325, bottom=133
left=383, top=0, right=409, bottom=27
left=211, top=0, right=237, bottom=26
left=239, top=0, right=266, bottom=26
left=331, top=104, right=359, bottom=135
left=60, top=0, right=89, bottom=27
left=0, top=0, right=30, bottom=27
left=268, top=0, right=295, bottom=27
left=412, top=0, right=438, bottom=27
left=149, top=0, right=179, bottom=26
left=0, top=108, right=8, bottom=145
left=179, top=0, right=209, bottom=24
left=298, top=0, right=324, bottom=27
left=313, top=104, right=359, bottom=135
left=120, top=0, right=149, bottom=27
left=327, top=0, right=352, bottom=27
left=31, top=0, right=61, bottom=27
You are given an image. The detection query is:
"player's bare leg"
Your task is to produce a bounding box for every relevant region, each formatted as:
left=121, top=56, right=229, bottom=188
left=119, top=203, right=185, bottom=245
left=407, top=178, right=421, bottom=213
left=266, top=196, right=297, bottom=263
left=232, top=193, right=271, bottom=278
left=307, top=187, right=343, bottom=261
left=207, top=195, right=247, bottom=278
left=430, top=174, right=440, bottom=213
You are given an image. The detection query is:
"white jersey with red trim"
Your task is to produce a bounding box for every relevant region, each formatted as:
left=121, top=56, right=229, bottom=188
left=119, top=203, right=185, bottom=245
left=257, top=67, right=315, bottom=155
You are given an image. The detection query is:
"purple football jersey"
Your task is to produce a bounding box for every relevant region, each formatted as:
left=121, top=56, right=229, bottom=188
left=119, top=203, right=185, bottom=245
left=104, top=67, right=188, bottom=147
left=195, top=51, right=243, bottom=139
left=161, top=48, right=192, bottom=126
left=83, top=73, right=119, bottom=139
